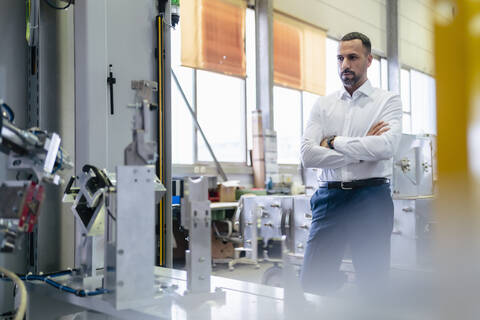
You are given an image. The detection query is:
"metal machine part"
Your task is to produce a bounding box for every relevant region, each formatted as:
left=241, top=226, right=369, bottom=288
left=391, top=198, right=435, bottom=270
left=60, top=81, right=167, bottom=306
left=0, top=107, right=72, bottom=252
left=1, top=116, right=72, bottom=184
left=64, top=165, right=113, bottom=236
left=62, top=165, right=114, bottom=288
left=180, top=177, right=225, bottom=303
left=292, top=196, right=312, bottom=257
left=393, top=134, right=435, bottom=198
left=105, top=165, right=158, bottom=309
left=237, top=195, right=311, bottom=263
left=124, top=80, right=159, bottom=166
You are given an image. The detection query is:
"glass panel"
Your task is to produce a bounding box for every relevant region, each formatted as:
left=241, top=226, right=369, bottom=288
left=274, top=86, right=301, bottom=164
left=325, top=38, right=343, bottom=95
left=171, top=23, right=194, bottom=164
left=302, top=91, right=320, bottom=132
left=197, top=70, right=246, bottom=162
left=381, top=58, right=389, bottom=90
left=403, top=113, right=412, bottom=134
left=368, top=58, right=381, bottom=88
left=401, top=68, right=411, bottom=113
left=411, top=70, right=437, bottom=134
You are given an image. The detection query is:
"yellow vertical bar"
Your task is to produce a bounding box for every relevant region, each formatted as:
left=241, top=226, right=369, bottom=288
left=434, top=0, right=480, bottom=318
left=158, top=16, right=164, bottom=266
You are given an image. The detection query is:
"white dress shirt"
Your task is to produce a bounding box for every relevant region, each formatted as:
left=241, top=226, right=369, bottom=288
left=301, top=80, right=402, bottom=182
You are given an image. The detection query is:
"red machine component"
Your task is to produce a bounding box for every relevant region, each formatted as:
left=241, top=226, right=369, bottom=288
left=18, top=182, right=44, bottom=232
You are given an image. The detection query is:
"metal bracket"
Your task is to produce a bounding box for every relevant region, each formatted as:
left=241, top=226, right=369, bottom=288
left=124, top=81, right=159, bottom=165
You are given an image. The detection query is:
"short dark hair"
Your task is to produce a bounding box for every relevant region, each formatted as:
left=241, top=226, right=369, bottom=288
left=341, top=32, right=371, bottom=54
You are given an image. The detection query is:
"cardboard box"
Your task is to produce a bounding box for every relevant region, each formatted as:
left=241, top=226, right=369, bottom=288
left=212, top=231, right=234, bottom=259
left=219, top=184, right=237, bottom=202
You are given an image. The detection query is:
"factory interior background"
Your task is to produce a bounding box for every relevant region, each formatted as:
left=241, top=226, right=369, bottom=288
left=0, top=0, right=479, bottom=319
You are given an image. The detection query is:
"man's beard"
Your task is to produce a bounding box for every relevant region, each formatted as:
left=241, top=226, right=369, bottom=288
left=340, top=70, right=360, bottom=87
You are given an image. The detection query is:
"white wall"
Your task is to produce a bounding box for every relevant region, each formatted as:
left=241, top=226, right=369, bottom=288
left=399, top=0, right=435, bottom=75
left=274, top=0, right=387, bottom=54
left=274, top=0, right=435, bottom=75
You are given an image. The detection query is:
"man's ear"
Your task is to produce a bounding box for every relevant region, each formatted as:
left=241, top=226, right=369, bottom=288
left=367, top=53, right=373, bottom=67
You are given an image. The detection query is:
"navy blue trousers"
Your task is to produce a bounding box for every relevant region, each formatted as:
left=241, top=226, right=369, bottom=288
left=301, top=183, right=394, bottom=295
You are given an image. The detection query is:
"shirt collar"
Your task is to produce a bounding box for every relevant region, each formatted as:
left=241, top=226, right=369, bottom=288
left=337, top=79, right=374, bottom=100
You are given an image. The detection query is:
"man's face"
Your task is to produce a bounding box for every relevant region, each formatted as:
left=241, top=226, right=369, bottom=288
left=337, top=39, right=372, bottom=88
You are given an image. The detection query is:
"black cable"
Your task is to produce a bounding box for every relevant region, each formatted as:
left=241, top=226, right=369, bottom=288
left=42, top=0, right=72, bottom=10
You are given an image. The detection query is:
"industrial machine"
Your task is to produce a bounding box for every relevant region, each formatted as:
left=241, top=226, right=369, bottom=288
left=0, top=101, right=73, bottom=252
left=391, top=134, right=436, bottom=270
left=234, top=195, right=311, bottom=264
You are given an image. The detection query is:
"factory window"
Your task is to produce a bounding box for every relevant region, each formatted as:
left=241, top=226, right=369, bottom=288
left=401, top=68, right=412, bottom=134
left=196, top=70, right=246, bottom=162
left=381, top=58, right=389, bottom=90
left=171, top=24, right=194, bottom=164
left=400, top=68, right=436, bottom=135
left=411, top=70, right=436, bottom=134
left=172, top=4, right=248, bottom=165
left=274, top=86, right=302, bottom=164
left=368, top=57, right=381, bottom=88
left=302, top=91, right=320, bottom=131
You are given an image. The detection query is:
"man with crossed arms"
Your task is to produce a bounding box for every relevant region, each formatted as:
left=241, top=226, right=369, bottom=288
left=301, top=32, right=402, bottom=295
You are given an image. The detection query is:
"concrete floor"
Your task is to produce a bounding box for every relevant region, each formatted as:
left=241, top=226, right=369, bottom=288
left=210, top=258, right=433, bottom=302
left=211, top=259, right=358, bottom=295
left=212, top=260, right=278, bottom=284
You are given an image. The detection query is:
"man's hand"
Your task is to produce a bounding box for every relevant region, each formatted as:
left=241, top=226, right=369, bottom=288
left=320, top=137, right=329, bottom=148
left=367, top=121, right=390, bottom=136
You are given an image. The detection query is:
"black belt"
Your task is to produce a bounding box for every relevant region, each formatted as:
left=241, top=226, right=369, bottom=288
left=318, top=178, right=390, bottom=190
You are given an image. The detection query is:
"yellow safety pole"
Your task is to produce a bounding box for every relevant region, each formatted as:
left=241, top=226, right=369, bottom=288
left=158, top=16, right=165, bottom=266
left=434, top=0, right=480, bottom=318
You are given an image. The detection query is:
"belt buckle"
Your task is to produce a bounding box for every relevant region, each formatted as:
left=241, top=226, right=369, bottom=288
left=341, top=181, right=352, bottom=190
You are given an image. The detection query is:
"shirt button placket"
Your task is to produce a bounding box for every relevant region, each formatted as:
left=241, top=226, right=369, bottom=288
left=341, top=99, right=352, bottom=182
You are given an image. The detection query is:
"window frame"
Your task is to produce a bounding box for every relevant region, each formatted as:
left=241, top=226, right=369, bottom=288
left=400, top=66, right=413, bottom=134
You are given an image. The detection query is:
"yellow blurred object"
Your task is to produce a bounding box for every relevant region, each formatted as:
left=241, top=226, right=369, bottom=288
left=434, top=0, right=480, bottom=318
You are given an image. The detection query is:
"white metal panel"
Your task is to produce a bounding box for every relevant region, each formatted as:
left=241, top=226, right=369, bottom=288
left=75, top=0, right=157, bottom=172
left=74, top=0, right=109, bottom=171
left=105, top=0, right=157, bottom=171
left=391, top=199, right=417, bottom=269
